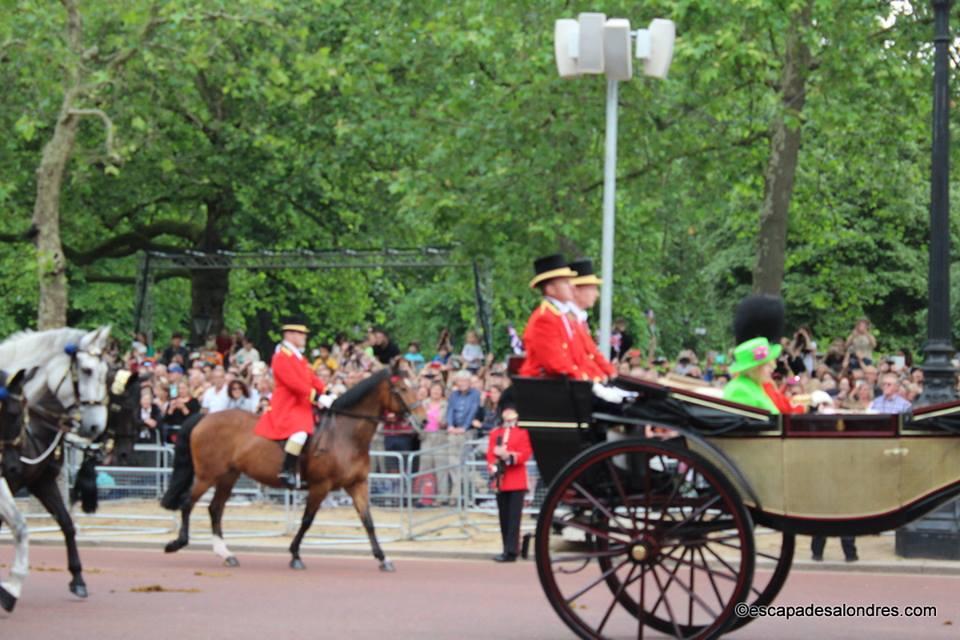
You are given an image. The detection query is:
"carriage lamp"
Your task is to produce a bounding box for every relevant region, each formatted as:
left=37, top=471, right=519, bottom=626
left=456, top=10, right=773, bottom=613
left=554, top=13, right=676, bottom=357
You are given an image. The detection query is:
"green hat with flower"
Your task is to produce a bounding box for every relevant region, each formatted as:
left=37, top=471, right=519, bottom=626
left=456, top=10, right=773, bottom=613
left=729, top=337, right=781, bottom=374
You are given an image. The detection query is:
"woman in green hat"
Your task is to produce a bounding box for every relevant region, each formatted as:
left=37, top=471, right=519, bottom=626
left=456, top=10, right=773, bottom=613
left=722, top=337, right=781, bottom=414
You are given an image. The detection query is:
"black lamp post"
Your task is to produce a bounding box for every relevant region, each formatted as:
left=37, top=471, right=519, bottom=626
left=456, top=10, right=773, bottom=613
left=916, top=0, right=957, bottom=407
left=898, top=0, right=960, bottom=561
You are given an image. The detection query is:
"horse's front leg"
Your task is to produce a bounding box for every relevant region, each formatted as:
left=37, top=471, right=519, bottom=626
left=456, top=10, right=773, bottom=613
left=0, top=478, right=28, bottom=611
left=31, top=478, right=86, bottom=598
left=345, top=479, right=394, bottom=572
left=289, top=483, right=330, bottom=570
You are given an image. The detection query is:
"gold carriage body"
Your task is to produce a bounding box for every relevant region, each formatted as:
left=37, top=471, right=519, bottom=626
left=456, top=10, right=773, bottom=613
left=515, top=374, right=960, bottom=537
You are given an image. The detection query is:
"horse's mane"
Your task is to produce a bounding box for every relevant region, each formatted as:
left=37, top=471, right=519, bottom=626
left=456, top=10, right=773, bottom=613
left=331, top=369, right=390, bottom=411
left=0, top=328, right=87, bottom=372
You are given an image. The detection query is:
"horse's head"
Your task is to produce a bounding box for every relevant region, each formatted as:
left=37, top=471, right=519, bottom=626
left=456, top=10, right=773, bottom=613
left=382, top=358, right=427, bottom=430
left=56, top=326, right=111, bottom=439
left=0, top=368, right=28, bottom=442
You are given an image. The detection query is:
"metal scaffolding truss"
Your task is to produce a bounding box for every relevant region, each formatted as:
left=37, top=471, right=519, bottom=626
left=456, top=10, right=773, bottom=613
left=133, top=247, right=494, bottom=351
left=141, top=247, right=467, bottom=271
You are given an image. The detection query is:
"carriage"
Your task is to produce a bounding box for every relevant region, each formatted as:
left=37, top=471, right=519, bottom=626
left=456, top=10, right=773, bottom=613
left=511, top=372, right=960, bottom=639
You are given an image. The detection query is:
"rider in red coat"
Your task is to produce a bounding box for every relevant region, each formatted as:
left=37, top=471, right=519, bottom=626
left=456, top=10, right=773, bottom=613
left=486, top=408, right=532, bottom=562
left=254, top=319, right=326, bottom=489
left=518, top=254, right=590, bottom=381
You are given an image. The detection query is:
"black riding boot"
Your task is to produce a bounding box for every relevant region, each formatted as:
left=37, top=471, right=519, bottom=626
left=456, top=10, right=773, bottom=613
left=278, top=452, right=299, bottom=490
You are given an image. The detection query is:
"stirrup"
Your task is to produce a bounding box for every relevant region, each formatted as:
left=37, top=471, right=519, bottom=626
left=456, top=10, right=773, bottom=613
left=277, top=471, right=298, bottom=490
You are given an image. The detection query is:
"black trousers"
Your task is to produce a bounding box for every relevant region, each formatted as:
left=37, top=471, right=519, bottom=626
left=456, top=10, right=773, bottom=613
left=497, top=490, right=525, bottom=557
left=811, top=535, right=857, bottom=559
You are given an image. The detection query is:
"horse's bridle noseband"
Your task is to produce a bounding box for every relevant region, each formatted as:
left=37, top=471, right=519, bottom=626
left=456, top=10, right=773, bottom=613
left=51, top=345, right=108, bottom=423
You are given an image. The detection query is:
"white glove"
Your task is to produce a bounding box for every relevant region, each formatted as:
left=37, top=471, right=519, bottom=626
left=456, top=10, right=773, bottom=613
left=592, top=383, right=638, bottom=404
left=317, top=393, right=336, bottom=409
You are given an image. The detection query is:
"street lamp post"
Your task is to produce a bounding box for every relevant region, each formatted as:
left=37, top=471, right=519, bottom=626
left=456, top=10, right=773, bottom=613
left=898, top=0, right=960, bottom=561
left=916, top=0, right=957, bottom=407
left=555, top=14, right=675, bottom=358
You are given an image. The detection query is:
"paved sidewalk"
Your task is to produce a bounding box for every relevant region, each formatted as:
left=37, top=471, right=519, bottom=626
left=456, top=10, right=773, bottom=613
left=6, top=500, right=960, bottom=576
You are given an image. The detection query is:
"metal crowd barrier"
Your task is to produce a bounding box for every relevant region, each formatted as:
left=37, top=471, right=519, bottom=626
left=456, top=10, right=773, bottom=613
left=5, top=434, right=546, bottom=545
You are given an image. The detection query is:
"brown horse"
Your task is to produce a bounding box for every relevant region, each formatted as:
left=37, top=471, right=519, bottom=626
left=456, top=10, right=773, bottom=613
left=161, top=364, right=423, bottom=571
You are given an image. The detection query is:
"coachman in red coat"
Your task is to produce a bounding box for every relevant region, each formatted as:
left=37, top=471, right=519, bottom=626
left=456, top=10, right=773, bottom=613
left=518, top=254, right=591, bottom=381
left=569, top=258, right=617, bottom=381
left=486, top=408, right=532, bottom=562
left=254, top=319, right=326, bottom=489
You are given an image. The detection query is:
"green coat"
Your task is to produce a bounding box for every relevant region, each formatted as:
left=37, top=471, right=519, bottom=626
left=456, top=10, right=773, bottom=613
left=722, top=375, right=779, bottom=414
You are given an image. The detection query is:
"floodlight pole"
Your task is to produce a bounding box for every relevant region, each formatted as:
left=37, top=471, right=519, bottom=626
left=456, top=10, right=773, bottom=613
left=598, top=78, right=619, bottom=359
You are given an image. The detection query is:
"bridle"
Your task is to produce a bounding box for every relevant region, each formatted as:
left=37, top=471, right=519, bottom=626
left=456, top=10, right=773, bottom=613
left=323, top=373, right=424, bottom=431
left=0, top=388, right=26, bottom=448
left=46, top=344, right=108, bottom=429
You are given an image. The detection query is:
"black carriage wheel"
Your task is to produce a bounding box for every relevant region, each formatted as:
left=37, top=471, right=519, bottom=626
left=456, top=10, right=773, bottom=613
left=726, top=530, right=794, bottom=631
left=535, top=439, right=755, bottom=640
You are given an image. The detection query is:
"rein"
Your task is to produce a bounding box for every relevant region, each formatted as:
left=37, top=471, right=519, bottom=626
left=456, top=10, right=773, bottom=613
left=311, top=375, right=423, bottom=453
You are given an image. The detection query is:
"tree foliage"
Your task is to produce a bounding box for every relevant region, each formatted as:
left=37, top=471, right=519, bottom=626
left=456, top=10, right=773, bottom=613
left=0, top=1, right=955, bottom=357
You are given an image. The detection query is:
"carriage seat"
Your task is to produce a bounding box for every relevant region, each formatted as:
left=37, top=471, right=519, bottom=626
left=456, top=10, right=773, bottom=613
left=510, top=375, right=594, bottom=426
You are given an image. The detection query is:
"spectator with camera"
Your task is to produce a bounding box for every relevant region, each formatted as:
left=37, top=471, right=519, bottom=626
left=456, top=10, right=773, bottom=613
left=486, top=407, right=532, bottom=562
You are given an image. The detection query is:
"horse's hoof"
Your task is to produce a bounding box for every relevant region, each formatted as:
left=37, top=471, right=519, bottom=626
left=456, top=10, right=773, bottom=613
left=290, top=558, right=306, bottom=571
left=70, top=583, right=88, bottom=599
left=379, top=560, right=396, bottom=573
left=224, top=556, right=239, bottom=568
left=0, top=586, right=16, bottom=612
left=164, top=539, right=186, bottom=554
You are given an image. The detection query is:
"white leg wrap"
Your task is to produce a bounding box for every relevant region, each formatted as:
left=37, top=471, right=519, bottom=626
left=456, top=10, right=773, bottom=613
left=284, top=431, right=309, bottom=455
left=0, top=478, right=27, bottom=599
left=212, top=535, right=232, bottom=560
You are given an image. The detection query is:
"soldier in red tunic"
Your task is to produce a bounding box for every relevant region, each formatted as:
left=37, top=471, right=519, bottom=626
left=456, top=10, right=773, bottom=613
left=569, top=258, right=617, bottom=382
left=254, top=318, right=327, bottom=489
left=517, top=254, right=589, bottom=380
left=486, top=407, right=533, bottom=562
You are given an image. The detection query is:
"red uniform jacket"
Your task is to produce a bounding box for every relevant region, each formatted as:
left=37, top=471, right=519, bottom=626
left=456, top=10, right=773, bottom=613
left=518, top=300, right=590, bottom=380
left=486, top=426, right=533, bottom=492
left=573, top=319, right=616, bottom=380
left=254, top=344, right=326, bottom=440
left=762, top=381, right=804, bottom=415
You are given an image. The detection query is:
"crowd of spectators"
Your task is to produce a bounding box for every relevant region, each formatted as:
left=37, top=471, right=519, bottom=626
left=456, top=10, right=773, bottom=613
left=616, top=317, right=928, bottom=414
left=125, top=325, right=510, bottom=449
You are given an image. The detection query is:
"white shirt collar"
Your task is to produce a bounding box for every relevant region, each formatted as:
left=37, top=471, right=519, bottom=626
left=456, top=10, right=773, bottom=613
left=280, top=340, right=304, bottom=359
left=545, top=296, right=574, bottom=314
left=570, top=305, right=588, bottom=322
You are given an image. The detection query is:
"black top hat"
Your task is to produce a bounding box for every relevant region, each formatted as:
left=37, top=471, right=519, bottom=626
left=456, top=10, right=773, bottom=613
left=281, top=314, right=310, bottom=334
left=529, top=254, right=578, bottom=289
left=733, top=295, right=784, bottom=344
left=568, top=258, right=603, bottom=286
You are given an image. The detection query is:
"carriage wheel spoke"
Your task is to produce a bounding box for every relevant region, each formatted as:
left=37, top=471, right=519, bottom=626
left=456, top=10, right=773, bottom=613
left=605, top=458, right=638, bottom=527
left=662, top=494, right=721, bottom=536
left=571, top=481, right=631, bottom=535
left=661, top=532, right=743, bottom=549
left=756, top=548, right=785, bottom=562
left=696, top=546, right=727, bottom=611
left=555, top=514, right=631, bottom=545
left=647, top=546, right=688, bottom=619
left=660, top=557, right=720, bottom=621
left=551, top=547, right=628, bottom=565
left=701, top=540, right=743, bottom=582
left=564, top=558, right=631, bottom=606
left=650, top=562, right=684, bottom=639
left=597, top=563, right=637, bottom=635
left=663, top=549, right=739, bottom=584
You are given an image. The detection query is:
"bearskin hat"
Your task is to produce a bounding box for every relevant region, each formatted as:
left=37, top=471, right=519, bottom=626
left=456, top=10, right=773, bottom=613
left=733, top=295, right=785, bottom=344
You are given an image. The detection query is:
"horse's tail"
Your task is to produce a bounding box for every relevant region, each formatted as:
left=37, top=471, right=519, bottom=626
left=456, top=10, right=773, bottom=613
left=160, top=415, right=202, bottom=510
left=70, top=453, right=99, bottom=514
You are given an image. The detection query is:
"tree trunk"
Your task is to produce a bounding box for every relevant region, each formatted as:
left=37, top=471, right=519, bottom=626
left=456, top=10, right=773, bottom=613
left=753, top=1, right=813, bottom=296
left=32, top=97, right=80, bottom=329
left=189, top=191, right=233, bottom=344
